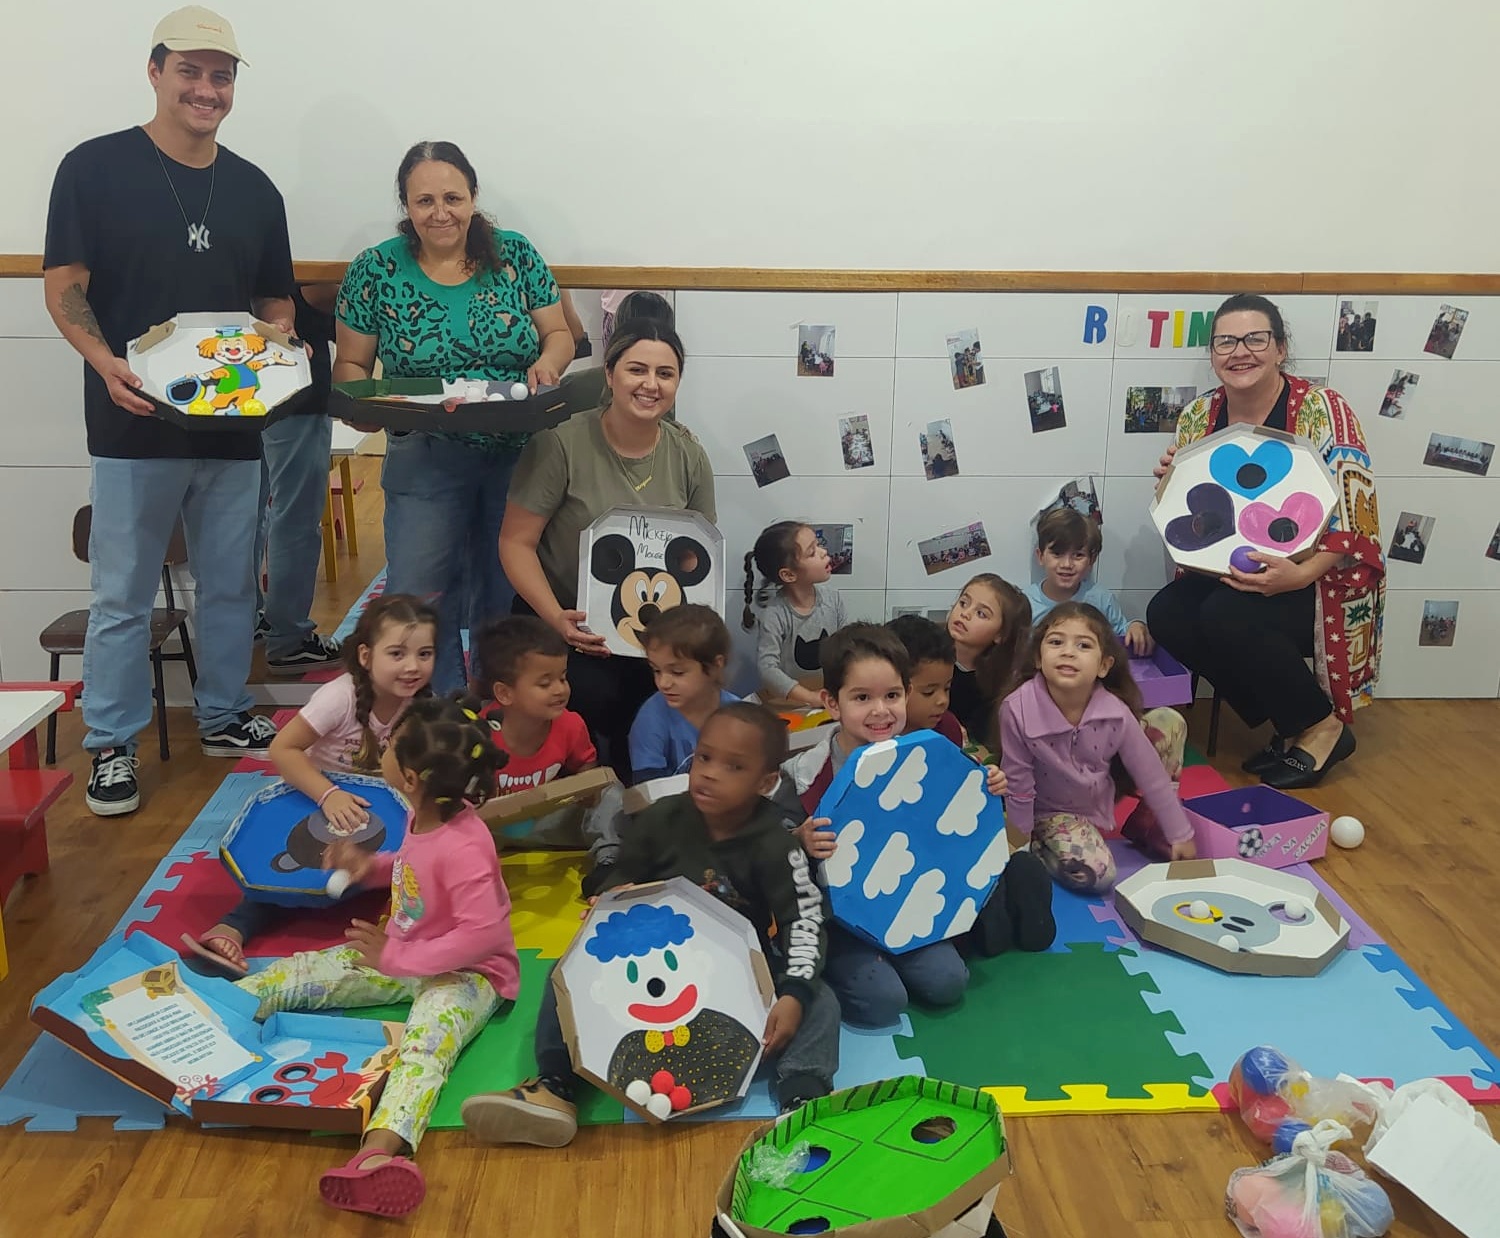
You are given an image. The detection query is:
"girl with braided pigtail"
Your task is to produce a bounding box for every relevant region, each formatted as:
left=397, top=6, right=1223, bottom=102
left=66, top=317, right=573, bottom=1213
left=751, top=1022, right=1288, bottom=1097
left=183, top=594, right=438, bottom=975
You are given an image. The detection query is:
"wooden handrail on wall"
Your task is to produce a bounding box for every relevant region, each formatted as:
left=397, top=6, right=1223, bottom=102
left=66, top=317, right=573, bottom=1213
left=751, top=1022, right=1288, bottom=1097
left=1, top=253, right=1495, bottom=294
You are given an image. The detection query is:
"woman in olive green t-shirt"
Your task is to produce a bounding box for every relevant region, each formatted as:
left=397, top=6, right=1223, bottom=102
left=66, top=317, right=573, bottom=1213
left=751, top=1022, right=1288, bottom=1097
left=500, top=322, right=715, bottom=776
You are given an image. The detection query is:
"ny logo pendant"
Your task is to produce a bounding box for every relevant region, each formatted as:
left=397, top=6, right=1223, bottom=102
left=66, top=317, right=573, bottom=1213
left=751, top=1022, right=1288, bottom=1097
left=188, top=223, right=212, bottom=253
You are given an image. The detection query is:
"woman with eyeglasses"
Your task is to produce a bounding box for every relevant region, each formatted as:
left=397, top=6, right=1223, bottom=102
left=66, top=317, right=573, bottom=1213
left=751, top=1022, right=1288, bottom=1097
left=1146, top=294, right=1385, bottom=790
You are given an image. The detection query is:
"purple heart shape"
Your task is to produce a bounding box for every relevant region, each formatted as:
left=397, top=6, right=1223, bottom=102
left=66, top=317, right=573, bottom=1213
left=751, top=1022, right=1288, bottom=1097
left=1165, top=483, right=1235, bottom=552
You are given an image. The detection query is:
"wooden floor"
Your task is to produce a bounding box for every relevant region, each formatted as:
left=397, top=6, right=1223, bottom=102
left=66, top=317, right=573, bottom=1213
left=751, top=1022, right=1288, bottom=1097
left=1, top=455, right=1495, bottom=1237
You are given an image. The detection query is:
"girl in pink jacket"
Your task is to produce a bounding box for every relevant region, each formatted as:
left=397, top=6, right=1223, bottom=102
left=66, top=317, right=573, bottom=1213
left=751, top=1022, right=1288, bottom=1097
left=1000, top=603, right=1196, bottom=893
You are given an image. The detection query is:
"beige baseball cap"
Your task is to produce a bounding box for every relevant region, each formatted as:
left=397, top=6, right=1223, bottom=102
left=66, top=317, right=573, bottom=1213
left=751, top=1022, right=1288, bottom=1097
left=151, top=6, right=247, bottom=65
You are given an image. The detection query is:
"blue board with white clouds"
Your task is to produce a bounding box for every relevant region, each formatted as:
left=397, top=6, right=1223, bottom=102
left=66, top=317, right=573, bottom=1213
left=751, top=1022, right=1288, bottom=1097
left=815, top=731, right=1009, bottom=954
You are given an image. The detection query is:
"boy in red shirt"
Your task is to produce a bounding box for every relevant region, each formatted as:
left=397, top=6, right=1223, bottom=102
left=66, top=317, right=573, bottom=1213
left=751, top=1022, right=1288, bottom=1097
left=472, top=617, right=598, bottom=790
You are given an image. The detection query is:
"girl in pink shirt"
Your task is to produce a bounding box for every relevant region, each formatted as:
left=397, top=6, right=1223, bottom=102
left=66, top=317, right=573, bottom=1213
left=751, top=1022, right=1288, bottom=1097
left=187, top=595, right=438, bottom=974
left=237, top=696, right=519, bottom=1218
left=1000, top=602, right=1196, bottom=893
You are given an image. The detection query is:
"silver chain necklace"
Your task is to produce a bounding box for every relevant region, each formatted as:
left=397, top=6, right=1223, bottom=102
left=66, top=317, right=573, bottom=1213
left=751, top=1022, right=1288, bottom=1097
left=147, top=126, right=216, bottom=253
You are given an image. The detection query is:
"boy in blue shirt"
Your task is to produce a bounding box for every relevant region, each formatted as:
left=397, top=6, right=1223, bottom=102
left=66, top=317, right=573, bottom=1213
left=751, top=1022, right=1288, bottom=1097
left=629, top=604, right=739, bottom=783
left=1026, top=508, right=1153, bottom=655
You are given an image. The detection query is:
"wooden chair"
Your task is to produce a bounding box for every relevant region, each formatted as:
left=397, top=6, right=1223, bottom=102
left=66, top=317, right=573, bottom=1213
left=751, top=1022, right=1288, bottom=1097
left=38, top=507, right=198, bottom=763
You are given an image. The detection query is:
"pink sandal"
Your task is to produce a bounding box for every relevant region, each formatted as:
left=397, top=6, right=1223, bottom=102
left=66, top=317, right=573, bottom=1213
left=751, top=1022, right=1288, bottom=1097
left=178, top=932, right=249, bottom=977
left=319, top=1149, right=426, bottom=1217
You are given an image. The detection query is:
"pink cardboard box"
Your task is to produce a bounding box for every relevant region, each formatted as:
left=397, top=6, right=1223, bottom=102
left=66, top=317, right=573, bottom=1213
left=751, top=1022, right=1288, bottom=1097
left=1128, top=647, right=1193, bottom=710
left=1183, top=785, right=1330, bottom=868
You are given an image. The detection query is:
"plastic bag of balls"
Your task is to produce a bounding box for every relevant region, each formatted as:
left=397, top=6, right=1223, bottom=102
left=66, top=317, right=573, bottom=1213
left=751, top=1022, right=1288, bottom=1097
left=1229, top=1046, right=1381, bottom=1152
left=1225, top=1119, right=1393, bottom=1238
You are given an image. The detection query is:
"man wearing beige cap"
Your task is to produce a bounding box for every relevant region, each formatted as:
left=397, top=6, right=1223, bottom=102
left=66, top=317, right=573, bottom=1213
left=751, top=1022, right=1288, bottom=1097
left=43, top=7, right=294, bottom=817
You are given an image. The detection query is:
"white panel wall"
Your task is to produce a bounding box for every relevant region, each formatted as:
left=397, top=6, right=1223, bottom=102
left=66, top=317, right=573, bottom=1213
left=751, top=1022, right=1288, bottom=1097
left=676, top=290, right=1500, bottom=699
left=5, top=283, right=1498, bottom=704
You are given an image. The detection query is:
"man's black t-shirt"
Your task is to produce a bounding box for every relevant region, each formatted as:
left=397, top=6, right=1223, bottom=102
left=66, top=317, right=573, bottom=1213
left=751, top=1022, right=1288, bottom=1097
left=44, top=127, right=295, bottom=460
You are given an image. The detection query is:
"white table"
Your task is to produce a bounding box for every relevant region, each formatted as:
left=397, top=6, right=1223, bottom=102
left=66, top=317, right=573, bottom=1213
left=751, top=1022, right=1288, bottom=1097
left=0, top=691, right=65, bottom=759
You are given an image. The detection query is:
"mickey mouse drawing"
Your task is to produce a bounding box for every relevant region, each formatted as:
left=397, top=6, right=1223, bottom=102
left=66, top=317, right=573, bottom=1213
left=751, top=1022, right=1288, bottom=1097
left=588, top=533, right=712, bottom=652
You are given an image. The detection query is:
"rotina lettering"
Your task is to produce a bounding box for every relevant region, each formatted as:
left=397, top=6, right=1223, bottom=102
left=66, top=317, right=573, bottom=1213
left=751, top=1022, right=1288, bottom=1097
left=1089, top=306, right=1217, bottom=349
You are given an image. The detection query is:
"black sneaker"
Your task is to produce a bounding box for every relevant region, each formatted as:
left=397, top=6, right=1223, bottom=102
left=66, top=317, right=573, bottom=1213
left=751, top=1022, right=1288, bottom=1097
left=201, top=712, right=279, bottom=758
left=86, top=748, right=140, bottom=816
left=265, top=634, right=342, bottom=677
left=580, top=861, right=617, bottom=900
left=253, top=613, right=270, bottom=643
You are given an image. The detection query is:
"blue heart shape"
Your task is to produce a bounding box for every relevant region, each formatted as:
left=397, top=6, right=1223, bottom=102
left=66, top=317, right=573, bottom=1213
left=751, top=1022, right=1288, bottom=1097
left=1209, top=440, right=1293, bottom=499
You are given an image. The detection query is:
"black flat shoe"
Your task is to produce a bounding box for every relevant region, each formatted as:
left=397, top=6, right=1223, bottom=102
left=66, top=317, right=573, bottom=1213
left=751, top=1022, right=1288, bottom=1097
left=1241, top=737, right=1288, bottom=775
left=1260, top=725, right=1355, bottom=790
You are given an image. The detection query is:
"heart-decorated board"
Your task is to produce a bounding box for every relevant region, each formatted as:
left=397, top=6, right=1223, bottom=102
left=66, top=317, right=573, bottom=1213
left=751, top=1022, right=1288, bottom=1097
left=1150, top=424, right=1339, bottom=577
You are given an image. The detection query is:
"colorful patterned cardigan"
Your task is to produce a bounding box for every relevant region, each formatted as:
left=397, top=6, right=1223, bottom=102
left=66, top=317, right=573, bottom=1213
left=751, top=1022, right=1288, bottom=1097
left=1173, top=375, right=1385, bottom=721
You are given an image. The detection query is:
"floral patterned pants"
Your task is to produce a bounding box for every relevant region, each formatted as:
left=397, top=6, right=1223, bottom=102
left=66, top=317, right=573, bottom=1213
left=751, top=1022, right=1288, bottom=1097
left=1030, top=707, right=1188, bottom=895
left=237, top=946, right=501, bottom=1150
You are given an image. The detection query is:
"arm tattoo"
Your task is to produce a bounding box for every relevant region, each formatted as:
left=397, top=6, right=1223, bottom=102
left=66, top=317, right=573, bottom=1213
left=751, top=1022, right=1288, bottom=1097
left=60, top=283, right=107, bottom=345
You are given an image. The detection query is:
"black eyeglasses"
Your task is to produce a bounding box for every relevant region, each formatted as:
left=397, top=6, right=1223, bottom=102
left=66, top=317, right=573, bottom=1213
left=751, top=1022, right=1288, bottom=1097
left=1211, top=331, right=1276, bottom=355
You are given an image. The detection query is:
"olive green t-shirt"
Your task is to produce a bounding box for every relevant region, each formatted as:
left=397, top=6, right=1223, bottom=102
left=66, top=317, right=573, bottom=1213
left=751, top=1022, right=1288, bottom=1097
left=509, top=410, right=717, bottom=609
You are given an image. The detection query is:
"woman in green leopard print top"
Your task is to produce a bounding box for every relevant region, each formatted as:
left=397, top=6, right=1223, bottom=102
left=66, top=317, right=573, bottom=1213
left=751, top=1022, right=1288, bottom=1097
left=334, top=140, right=574, bottom=694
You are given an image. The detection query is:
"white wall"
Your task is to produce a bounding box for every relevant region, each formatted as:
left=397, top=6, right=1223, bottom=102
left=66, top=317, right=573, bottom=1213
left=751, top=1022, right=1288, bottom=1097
left=4, top=283, right=1498, bottom=702
left=5, top=1, right=1500, bottom=271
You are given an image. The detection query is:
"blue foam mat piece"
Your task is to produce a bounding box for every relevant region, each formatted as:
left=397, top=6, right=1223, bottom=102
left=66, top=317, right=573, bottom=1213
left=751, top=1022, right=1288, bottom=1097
left=0, top=1035, right=168, bottom=1132
left=1118, top=942, right=1497, bottom=1092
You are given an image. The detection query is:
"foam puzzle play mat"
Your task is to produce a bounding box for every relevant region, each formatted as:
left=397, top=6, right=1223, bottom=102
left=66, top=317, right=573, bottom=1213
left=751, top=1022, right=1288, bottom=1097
left=2, top=759, right=1496, bottom=1136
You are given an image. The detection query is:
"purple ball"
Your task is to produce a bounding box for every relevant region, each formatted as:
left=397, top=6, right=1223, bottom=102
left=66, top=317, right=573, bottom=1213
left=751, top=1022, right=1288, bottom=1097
left=1230, top=546, right=1265, bottom=574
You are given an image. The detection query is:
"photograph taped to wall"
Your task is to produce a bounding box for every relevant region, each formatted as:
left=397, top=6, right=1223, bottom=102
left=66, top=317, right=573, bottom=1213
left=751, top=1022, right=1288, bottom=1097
left=1040, top=475, right=1103, bottom=527
left=839, top=414, right=875, bottom=470
left=1125, top=385, right=1195, bottom=434
left=1337, top=300, right=1379, bottom=352
left=1424, top=433, right=1494, bottom=477
left=1488, top=522, right=1500, bottom=563
left=1388, top=511, right=1435, bottom=565
left=1024, top=366, right=1067, bottom=433
left=947, top=328, right=985, bottom=389
left=891, top=606, right=953, bottom=624
left=920, top=419, right=960, bottom=480
left=1419, top=600, right=1459, bottom=647
left=918, top=521, right=992, bottom=576
left=1379, top=370, right=1420, bottom=420
left=809, top=522, right=854, bottom=574
left=1424, top=304, right=1469, bottom=360
left=744, top=433, right=791, bottom=487
left=797, top=324, right=836, bottom=377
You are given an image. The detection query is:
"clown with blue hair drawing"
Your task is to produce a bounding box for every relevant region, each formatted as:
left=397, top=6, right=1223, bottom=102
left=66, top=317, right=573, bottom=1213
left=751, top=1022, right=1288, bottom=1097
left=583, top=900, right=761, bottom=1118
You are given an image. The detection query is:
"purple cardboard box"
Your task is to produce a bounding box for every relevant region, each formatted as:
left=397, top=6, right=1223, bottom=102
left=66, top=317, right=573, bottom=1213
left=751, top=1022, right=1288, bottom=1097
left=1184, top=785, right=1330, bottom=869
left=1128, top=647, right=1193, bottom=710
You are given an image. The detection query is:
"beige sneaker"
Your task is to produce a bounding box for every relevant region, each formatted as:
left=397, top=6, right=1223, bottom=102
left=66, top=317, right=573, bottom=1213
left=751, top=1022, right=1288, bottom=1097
left=461, top=1078, right=579, bottom=1147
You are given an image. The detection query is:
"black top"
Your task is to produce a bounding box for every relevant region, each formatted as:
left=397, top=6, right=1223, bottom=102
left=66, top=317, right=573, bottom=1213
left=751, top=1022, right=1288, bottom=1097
left=288, top=286, right=335, bottom=413
left=606, top=793, right=828, bottom=1010
left=949, top=664, right=989, bottom=744
left=44, top=127, right=295, bottom=459
left=1211, top=376, right=1292, bottom=436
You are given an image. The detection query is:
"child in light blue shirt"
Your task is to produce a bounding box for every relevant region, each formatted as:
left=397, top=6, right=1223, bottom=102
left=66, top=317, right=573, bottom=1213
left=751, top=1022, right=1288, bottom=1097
left=1026, top=508, right=1153, bottom=655
left=628, top=604, right=739, bottom=783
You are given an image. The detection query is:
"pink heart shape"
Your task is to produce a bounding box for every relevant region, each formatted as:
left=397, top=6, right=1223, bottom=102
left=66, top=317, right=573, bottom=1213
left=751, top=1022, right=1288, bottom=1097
left=1237, top=491, right=1325, bottom=550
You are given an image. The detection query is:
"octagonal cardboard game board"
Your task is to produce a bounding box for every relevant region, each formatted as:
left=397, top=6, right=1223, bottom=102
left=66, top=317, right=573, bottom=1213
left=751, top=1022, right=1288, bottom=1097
left=554, top=878, right=775, bottom=1123
left=815, top=731, right=1009, bottom=955
left=220, top=774, right=408, bottom=909
left=577, top=506, right=726, bottom=658
left=1151, top=424, right=1339, bottom=577
left=126, top=312, right=311, bottom=431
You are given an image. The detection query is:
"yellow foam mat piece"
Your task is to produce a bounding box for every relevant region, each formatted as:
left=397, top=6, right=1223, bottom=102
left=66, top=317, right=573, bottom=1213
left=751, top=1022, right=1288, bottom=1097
left=501, top=849, right=587, bottom=960
left=983, top=1083, right=1220, bottom=1116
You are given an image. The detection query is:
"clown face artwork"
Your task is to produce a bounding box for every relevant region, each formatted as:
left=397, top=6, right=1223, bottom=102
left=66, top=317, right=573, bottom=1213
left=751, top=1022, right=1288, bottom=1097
left=126, top=311, right=312, bottom=432
left=553, top=878, right=775, bottom=1122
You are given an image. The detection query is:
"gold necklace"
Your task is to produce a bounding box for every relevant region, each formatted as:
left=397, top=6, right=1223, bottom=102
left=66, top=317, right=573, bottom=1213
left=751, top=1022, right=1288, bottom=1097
left=604, top=416, right=661, bottom=493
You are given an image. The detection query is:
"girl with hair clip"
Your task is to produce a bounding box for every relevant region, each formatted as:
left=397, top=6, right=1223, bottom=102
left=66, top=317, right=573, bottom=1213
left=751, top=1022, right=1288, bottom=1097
left=946, top=572, right=1031, bottom=753
left=743, top=520, right=848, bottom=707
left=184, top=594, right=438, bottom=975
left=1000, top=602, right=1194, bottom=895
left=237, top=695, right=518, bottom=1218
